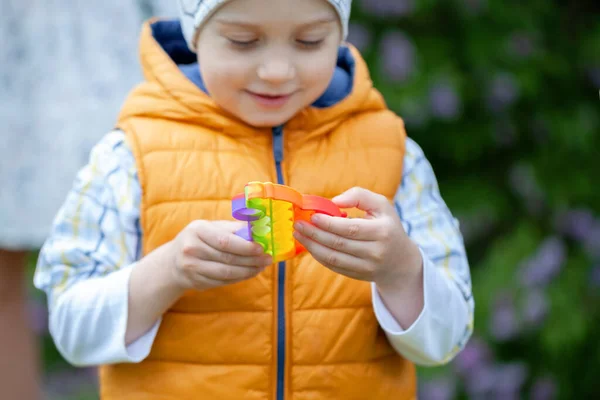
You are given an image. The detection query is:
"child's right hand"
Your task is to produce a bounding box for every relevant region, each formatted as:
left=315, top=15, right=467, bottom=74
left=169, top=220, right=272, bottom=291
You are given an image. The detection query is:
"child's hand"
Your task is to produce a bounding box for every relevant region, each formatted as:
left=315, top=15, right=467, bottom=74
left=293, top=187, right=422, bottom=290
left=169, top=220, right=272, bottom=291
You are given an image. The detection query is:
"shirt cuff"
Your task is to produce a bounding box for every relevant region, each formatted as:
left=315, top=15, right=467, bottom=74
left=370, top=248, right=430, bottom=336
left=125, top=318, right=161, bottom=361
left=371, top=247, right=464, bottom=365
left=49, top=264, right=162, bottom=366
left=106, top=265, right=163, bottom=363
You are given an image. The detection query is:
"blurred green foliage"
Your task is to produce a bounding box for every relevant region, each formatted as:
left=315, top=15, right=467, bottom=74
left=347, top=0, right=599, bottom=398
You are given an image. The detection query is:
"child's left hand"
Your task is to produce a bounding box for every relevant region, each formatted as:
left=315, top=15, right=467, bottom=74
left=292, top=187, right=422, bottom=290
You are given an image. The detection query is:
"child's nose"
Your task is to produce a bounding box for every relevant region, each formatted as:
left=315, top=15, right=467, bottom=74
left=257, top=59, right=296, bottom=84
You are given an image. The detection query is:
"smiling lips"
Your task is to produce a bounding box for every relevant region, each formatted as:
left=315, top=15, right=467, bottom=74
left=246, top=90, right=294, bottom=108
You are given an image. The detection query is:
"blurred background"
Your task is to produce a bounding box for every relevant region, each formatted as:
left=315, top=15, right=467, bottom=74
left=1, top=0, right=599, bottom=399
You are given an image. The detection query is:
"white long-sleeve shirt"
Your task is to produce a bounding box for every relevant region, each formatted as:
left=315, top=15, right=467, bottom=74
left=34, top=130, right=474, bottom=367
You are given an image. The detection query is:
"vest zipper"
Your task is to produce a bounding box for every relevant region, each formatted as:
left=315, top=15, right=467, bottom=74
left=272, top=125, right=286, bottom=400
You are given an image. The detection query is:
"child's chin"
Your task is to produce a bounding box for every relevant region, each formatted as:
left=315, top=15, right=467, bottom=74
left=241, top=110, right=296, bottom=128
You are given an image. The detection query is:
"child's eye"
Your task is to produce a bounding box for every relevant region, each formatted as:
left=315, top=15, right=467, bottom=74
left=228, top=38, right=258, bottom=48
left=297, top=39, right=324, bottom=49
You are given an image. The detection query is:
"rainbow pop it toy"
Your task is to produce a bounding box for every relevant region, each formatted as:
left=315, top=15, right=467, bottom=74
left=232, top=182, right=347, bottom=262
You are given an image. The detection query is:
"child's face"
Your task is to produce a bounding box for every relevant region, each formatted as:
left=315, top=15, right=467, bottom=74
left=196, top=0, right=342, bottom=127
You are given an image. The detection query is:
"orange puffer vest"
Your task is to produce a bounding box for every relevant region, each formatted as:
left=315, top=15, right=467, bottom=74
left=99, top=20, right=415, bottom=400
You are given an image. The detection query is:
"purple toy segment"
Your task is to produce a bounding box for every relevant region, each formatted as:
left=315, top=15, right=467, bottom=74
left=232, top=195, right=263, bottom=221
left=235, top=225, right=253, bottom=241
left=232, top=195, right=262, bottom=242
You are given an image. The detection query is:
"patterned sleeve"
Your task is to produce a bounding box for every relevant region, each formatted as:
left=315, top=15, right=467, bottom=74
left=372, top=136, right=475, bottom=365
left=33, top=130, right=142, bottom=309
left=399, top=137, right=474, bottom=359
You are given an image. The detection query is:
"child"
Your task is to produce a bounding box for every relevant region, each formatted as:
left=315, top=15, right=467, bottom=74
left=34, top=0, right=474, bottom=398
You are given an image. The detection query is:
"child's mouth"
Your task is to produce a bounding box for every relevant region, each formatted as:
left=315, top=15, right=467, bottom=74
left=246, top=91, right=293, bottom=109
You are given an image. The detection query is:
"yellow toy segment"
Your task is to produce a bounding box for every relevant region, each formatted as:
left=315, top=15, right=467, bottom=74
left=247, top=198, right=296, bottom=262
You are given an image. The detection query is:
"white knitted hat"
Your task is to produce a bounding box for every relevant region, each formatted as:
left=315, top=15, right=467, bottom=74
left=178, top=0, right=352, bottom=52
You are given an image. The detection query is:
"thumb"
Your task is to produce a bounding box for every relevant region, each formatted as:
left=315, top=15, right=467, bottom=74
left=214, top=220, right=248, bottom=234
left=332, top=187, right=390, bottom=217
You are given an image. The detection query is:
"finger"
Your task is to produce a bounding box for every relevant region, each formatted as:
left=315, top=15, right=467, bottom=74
left=197, top=222, right=264, bottom=256
left=293, top=221, right=371, bottom=258
left=293, top=230, right=364, bottom=274
left=332, top=187, right=392, bottom=217
left=209, top=249, right=273, bottom=267
left=212, top=220, right=248, bottom=234
left=308, top=214, right=379, bottom=241
left=197, top=261, right=266, bottom=282
left=190, top=238, right=272, bottom=267
left=181, top=232, right=270, bottom=267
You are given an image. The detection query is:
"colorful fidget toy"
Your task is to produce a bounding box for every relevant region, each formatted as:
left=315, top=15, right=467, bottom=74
left=232, top=182, right=347, bottom=262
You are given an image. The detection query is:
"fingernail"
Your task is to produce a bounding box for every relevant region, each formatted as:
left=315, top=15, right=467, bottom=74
left=311, top=214, right=322, bottom=224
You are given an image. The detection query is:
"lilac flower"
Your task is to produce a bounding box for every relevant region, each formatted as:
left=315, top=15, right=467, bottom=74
left=523, top=289, right=549, bottom=327
left=494, top=362, right=528, bottom=395
left=493, top=391, right=520, bottom=400
left=346, top=22, right=372, bottom=53
left=464, top=365, right=497, bottom=397
left=490, top=293, right=519, bottom=341
left=519, top=237, right=567, bottom=287
left=28, top=299, right=48, bottom=335
left=464, top=362, right=528, bottom=399
left=590, top=264, right=600, bottom=289
left=583, top=223, right=600, bottom=260
left=418, top=377, right=456, bottom=400
left=531, top=377, right=558, bottom=400
left=44, top=368, right=98, bottom=399
left=428, top=81, right=462, bottom=120
left=359, top=0, right=415, bottom=17
left=534, top=237, right=566, bottom=274
left=487, top=72, right=520, bottom=113
left=508, top=33, right=535, bottom=59
left=379, top=31, right=417, bottom=83
left=554, top=208, right=596, bottom=241
left=490, top=305, right=519, bottom=341
left=453, top=336, right=493, bottom=376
